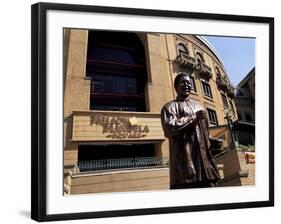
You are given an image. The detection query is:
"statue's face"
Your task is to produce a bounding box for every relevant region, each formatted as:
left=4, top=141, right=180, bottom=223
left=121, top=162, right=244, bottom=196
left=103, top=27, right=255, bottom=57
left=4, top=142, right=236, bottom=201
left=176, top=76, right=192, bottom=97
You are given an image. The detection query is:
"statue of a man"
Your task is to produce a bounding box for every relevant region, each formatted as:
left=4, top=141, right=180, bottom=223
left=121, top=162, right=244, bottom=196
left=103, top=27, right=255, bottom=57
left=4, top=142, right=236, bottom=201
left=161, top=73, right=221, bottom=189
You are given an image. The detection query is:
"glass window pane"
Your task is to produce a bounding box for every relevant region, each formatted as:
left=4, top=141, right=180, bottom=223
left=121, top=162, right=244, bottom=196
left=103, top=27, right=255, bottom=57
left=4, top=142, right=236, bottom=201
left=92, top=80, right=103, bottom=92
left=104, top=80, right=113, bottom=92
left=87, top=31, right=147, bottom=112
left=126, top=78, right=137, bottom=94
left=221, top=93, right=228, bottom=108
left=88, top=47, right=137, bottom=65
left=202, top=82, right=212, bottom=98
left=207, top=108, right=217, bottom=126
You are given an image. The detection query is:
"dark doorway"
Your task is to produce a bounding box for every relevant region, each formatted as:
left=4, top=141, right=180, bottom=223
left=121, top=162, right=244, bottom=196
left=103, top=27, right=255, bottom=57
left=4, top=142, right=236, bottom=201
left=78, top=143, right=155, bottom=161
left=77, top=144, right=162, bottom=172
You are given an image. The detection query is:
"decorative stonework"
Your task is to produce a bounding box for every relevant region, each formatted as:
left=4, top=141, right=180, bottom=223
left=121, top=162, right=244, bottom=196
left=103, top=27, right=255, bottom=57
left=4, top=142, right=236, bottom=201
left=216, top=74, right=234, bottom=98
left=216, top=75, right=228, bottom=91
left=226, top=84, right=235, bottom=98
left=175, top=52, right=196, bottom=70
left=195, top=62, right=212, bottom=79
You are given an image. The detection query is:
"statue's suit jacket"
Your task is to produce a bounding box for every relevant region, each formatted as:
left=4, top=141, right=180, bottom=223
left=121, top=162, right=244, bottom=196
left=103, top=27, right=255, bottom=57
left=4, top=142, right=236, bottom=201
left=161, top=97, right=220, bottom=189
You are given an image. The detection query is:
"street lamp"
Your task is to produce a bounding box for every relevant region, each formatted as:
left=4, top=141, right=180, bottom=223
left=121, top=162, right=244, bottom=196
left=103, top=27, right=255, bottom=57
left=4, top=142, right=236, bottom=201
left=223, top=108, right=235, bottom=150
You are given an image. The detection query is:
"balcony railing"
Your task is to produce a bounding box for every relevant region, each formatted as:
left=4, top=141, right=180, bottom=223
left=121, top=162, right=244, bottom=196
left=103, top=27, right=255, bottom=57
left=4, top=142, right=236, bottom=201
left=77, top=156, right=169, bottom=172
left=216, top=75, right=228, bottom=91
left=226, top=84, right=235, bottom=98
left=175, top=52, right=196, bottom=70
left=195, top=63, right=212, bottom=79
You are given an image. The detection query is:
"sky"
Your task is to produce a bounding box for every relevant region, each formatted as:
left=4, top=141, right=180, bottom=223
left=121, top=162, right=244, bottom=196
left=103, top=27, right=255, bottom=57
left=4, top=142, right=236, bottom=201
left=202, top=35, right=255, bottom=86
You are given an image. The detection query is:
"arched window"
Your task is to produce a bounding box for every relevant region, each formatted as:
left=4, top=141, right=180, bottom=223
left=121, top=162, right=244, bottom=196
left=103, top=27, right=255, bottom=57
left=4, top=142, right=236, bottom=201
left=215, top=66, right=221, bottom=77
left=86, top=31, right=147, bottom=111
left=196, top=52, right=204, bottom=64
left=177, top=43, right=188, bottom=54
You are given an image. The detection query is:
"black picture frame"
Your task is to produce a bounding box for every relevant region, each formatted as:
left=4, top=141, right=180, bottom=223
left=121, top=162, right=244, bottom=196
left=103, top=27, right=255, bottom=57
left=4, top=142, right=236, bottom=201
left=31, top=2, right=274, bottom=222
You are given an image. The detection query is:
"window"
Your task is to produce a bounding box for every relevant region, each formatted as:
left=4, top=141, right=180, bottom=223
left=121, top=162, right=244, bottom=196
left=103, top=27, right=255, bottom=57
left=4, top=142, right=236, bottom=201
left=236, top=90, right=244, bottom=97
left=177, top=43, right=188, bottom=54
left=86, top=31, right=147, bottom=112
left=201, top=81, right=212, bottom=98
left=215, top=66, right=221, bottom=78
left=190, top=76, right=197, bottom=92
left=221, top=93, right=228, bottom=108
left=207, top=108, right=218, bottom=126
left=215, top=66, right=220, bottom=74
left=92, top=74, right=137, bottom=94
left=196, top=52, right=204, bottom=64
left=245, top=113, right=252, bottom=122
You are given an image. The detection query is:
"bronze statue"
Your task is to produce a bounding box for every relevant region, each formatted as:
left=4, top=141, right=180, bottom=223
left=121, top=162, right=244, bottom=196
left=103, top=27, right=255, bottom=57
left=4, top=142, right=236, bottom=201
left=161, top=73, right=221, bottom=189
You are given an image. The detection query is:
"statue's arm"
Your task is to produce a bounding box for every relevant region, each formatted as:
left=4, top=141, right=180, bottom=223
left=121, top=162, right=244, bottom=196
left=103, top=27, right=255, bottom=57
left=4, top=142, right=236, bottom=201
left=161, top=105, right=196, bottom=138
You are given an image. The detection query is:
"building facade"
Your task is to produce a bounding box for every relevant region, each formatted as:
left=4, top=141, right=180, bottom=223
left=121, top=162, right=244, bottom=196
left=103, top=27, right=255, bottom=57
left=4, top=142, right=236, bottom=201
left=63, top=29, right=239, bottom=194
left=233, top=68, right=255, bottom=146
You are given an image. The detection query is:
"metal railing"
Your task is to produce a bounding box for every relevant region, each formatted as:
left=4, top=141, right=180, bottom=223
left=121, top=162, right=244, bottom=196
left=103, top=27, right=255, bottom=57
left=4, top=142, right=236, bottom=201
left=196, top=63, right=212, bottom=79
left=216, top=76, right=228, bottom=91
left=175, top=52, right=196, bottom=69
left=77, top=156, right=169, bottom=172
left=226, top=84, right=235, bottom=98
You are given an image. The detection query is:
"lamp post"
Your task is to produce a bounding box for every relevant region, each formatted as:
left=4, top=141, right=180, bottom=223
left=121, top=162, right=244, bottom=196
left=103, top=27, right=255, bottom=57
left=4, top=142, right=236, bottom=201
left=223, top=108, right=235, bottom=150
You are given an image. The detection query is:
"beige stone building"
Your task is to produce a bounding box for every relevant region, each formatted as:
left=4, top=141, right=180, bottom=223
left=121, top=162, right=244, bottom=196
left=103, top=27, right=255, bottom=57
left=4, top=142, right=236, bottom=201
left=63, top=29, right=252, bottom=195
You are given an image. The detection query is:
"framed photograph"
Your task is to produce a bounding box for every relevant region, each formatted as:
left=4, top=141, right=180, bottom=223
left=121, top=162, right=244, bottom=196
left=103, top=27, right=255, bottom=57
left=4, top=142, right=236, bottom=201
left=31, top=2, right=274, bottom=222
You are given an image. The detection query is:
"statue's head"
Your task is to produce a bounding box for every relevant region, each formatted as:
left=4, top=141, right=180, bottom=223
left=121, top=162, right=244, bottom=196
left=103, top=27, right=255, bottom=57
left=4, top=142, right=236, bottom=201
left=174, top=73, right=192, bottom=98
